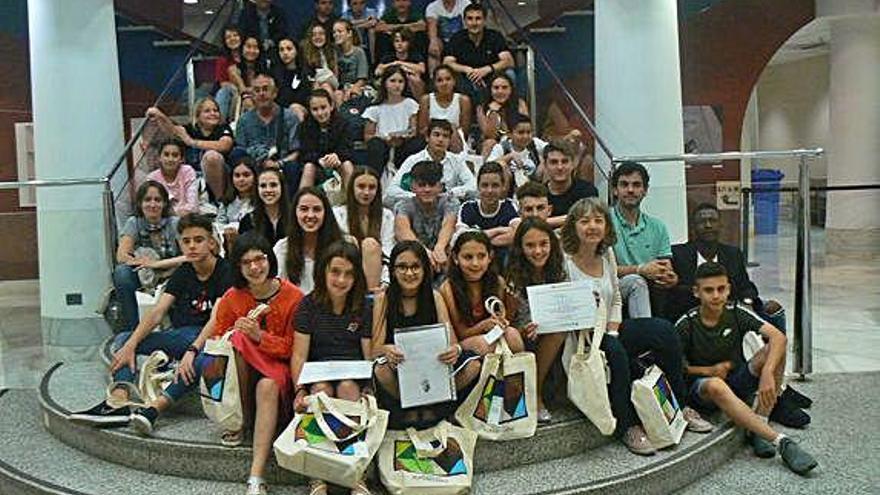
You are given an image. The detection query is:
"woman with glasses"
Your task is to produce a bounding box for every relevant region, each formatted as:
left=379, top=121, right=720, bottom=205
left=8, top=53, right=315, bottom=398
left=371, top=240, right=480, bottom=428
left=211, top=232, right=304, bottom=495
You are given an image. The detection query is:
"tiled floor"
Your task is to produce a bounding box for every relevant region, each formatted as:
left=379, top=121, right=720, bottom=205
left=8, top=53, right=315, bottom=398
left=1, top=219, right=878, bottom=390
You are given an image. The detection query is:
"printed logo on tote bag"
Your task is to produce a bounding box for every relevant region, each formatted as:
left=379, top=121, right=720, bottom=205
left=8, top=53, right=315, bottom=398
left=393, top=438, right=468, bottom=476
left=200, top=355, right=230, bottom=402
left=295, top=413, right=367, bottom=455
left=473, top=372, right=528, bottom=425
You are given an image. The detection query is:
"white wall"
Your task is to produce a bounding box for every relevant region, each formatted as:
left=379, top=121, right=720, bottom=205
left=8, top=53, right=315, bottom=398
left=753, top=55, right=830, bottom=185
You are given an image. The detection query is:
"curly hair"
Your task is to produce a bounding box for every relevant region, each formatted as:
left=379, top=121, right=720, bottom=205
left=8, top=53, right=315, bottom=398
left=560, top=197, right=617, bottom=256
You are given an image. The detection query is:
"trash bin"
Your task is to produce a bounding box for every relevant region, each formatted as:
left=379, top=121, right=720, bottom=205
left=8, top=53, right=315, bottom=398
left=751, top=169, right=785, bottom=235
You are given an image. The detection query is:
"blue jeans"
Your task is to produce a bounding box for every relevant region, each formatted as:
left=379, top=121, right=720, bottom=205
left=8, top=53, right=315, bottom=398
left=215, top=85, right=238, bottom=122
left=112, top=264, right=140, bottom=333
left=112, top=325, right=201, bottom=383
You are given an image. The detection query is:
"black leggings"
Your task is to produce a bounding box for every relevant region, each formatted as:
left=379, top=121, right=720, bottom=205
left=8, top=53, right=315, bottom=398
left=365, top=136, right=425, bottom=175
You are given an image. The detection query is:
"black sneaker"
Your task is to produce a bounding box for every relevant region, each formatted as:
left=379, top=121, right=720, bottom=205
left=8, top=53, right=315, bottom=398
left=782, top=386, right=813, bottom=409
left=130, top=406, right=158, bottom=436
left=779, top=437, right=818, bottom=475
left=749, top=432, right=776, bottom=458
left=769, top=400, right=811, bottom=429
left=69, top=401, right=131, bottom=427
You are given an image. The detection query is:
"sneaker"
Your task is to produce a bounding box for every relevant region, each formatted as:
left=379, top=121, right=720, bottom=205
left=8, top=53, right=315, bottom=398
left=308, top=479, right=328, bottom=495
left=350, top=480, right=372, bottom=495
left=778, top=437, right=818, bottom=475
left=130, top=406, right=158, bottom=436
left=782, top=386, right=813, bottom=409
left=623, top=425, right=656, bottom=456
left=246, top=480, right=268, bottom=495
left=749, top=432, right=776, bottom=458
left=69, top=401, right=131, bottom=427
left=769, top=400, right=811, bottom=429
left=537, top=408, right=553, bottom=425
left=682, top=407, right=713, bottom=433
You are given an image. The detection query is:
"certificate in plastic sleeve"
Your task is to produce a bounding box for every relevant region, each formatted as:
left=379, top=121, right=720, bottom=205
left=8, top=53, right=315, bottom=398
left=394, top=323, right=456, bottom=408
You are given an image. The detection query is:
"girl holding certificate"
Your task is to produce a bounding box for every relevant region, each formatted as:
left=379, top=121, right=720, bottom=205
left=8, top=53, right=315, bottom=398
left=440, top=230, right=525, bottom=356
left=505, top=217, right=568, bottom=423
left=212, top=232, right=304, bottom=495
left=372, top=240, right=481, bottom=428
left=290, top=241, right=373, bottom=495
left=560, top=198, right=710, bottom=455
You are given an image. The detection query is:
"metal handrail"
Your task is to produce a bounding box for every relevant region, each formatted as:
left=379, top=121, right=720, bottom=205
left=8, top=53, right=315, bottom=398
left=0, top=177, right=109, bottom=189
left=104, top=0, right=236, bottom=182
left=613, top=148, right=824, bottom=164
left=485, top=0, right=615, bottom=181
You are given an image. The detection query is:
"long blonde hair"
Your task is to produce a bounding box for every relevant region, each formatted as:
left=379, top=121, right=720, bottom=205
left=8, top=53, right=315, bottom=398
left=191, top=96, right=221, bottom=127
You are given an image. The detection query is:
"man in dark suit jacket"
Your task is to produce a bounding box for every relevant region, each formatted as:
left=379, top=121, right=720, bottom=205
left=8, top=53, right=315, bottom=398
left=671, top=204, right=812, bottom=425
left=669, top=203, right=779, bottom=326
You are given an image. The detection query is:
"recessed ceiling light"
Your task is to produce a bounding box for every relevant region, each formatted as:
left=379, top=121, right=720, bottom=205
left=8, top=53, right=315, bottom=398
left=517, top=0, right=526, bottom=5
left=184, top=0, right=198, bottom=4
left=204, top=9, right=214, bottom=14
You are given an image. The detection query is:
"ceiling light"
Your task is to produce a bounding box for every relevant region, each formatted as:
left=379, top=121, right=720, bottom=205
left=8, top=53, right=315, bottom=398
left=517, top=1, right=526, bottom=5
left=184, top=0, right=198, bottom=4
left=204, top=9, right=215, bottom=14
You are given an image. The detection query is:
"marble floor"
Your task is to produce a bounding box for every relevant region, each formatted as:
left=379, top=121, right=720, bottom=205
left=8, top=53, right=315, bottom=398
left=1, top=218, right=878, bottom=390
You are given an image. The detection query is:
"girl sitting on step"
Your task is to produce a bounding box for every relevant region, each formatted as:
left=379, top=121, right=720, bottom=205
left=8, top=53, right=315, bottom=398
left=371, top=241, right=481, bottom=429
left=290, top=241, right=373, bottom=495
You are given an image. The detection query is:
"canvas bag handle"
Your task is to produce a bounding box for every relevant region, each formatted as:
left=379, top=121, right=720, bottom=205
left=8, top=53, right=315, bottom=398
left=309, top=392, right=377, bottom=443
left=405, top=421, right=449, bottom=458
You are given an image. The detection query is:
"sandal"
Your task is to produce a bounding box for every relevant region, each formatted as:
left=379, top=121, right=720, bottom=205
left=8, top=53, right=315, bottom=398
left=309, top=479, right=328, bottom=495
left=221, top=429, right=243, bottom=447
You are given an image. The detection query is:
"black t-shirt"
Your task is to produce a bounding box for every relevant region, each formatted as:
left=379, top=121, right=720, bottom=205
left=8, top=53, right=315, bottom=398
left=183, top=123, right=235, bottom=166
left=548, top=179, right=599, bottom=217
left=294, top=293, right=372, bottom=361
left=444, top=28, right=509, bottom=69
left=164, top=258, right=234, bottom=329
left=271, top=64, right=310, bottom=108
left=675, top=303, right=766, bottom=370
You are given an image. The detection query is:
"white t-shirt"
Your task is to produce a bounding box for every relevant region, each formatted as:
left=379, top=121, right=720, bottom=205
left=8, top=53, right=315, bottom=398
left=425, top=0, right=470, bottom=42
left=273, top=238, right=315, bottom=293
left=487, top=136, right=548, bottom=178
left=362, top=98, right=420, bottom=138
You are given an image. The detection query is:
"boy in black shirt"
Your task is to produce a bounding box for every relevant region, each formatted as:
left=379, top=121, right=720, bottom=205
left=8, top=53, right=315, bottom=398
left=675, top=262, right=817, bottom=475
left=545, top=141, right=598, bottom=223
left=72, top=214, right=233, bottom=430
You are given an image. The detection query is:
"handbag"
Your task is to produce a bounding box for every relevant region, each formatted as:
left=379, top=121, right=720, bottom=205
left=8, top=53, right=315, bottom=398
left=105, top=350, right=175, bottom=409
left=199, top=331, right=244, bottom=431
left=567, top=300, right=617, bottom=435
left=378, top=420, right=477, bottom=495
left=454, top=338, right=537, bottom=441
left=630, top=365, right=686, bottom=449
left=320, top=170, right=345, bottom=206
left=274, top=392, right=388, bottom=488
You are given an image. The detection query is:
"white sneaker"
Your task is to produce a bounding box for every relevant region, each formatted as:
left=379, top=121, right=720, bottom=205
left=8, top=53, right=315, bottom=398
left=683, top=407, right=713, bottom=433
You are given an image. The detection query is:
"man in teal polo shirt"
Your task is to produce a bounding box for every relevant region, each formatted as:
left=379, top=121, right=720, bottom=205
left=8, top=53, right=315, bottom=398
left=610, top=161, right=678, bottom=318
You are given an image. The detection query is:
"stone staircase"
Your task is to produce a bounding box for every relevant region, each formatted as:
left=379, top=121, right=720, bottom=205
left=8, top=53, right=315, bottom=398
left=0, top=348, right=743, bottom=495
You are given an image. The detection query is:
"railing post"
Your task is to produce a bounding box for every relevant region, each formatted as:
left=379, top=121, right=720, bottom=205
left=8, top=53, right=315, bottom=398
left=793, top=155, right=813, bottom=378
left=186, top=58, right=196, bottom=114
left=102, top=179, right=116, bottom=274
left=526, top=45, right=537, bottom=129
left=740, top=187, right=756, bottom=266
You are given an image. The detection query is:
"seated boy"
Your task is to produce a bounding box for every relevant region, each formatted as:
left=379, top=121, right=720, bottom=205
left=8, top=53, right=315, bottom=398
left=71, top=213, right=233, bottom=433
left=457, top=161, right=518, bottom=248
left=675, top=262, right=817, bottom=475
left=486, top=113, right=548, bottom=195
left=394, top=160, right=459, bottom=272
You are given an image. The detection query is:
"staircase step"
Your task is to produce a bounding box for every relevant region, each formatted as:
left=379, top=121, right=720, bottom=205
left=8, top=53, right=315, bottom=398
left=41, top=362, right=609, bottom=484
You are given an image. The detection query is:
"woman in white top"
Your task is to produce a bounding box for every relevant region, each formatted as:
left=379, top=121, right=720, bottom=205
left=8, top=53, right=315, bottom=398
left=333, top=167, right=396, bottom=291
left=364, top=66, right=424, bottom=175
left=274, top=187, right=345, bottom=293
left=560, top=197, right=708, bottom=456
left=418, top=64, right=472, bottom=153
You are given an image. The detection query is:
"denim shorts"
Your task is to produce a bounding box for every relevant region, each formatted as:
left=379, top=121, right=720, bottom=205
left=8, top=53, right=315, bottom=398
left=688, top=363, right=759, bottom=412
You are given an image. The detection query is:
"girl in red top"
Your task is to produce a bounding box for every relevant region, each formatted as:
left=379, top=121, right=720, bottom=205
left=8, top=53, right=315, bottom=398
left=213, top=232, right=304, bottom=495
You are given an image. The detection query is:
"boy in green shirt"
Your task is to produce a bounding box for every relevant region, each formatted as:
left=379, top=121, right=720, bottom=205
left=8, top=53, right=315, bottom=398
left=675, top=262, right=817, bottom=475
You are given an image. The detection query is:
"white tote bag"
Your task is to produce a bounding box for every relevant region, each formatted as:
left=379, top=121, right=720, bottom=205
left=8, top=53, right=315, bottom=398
left=105, top=350, right=175, bottom=409
left=455, top=339, right=537, bottom=441
left=567, top=302, right=617, bottom=436
left=631, top=365, right=686, bottom=449
left=274, top=392, right=388, bottom=488
left=199, top=331, right=243, bottom=431
left=378, top=421, right=477, bottom=495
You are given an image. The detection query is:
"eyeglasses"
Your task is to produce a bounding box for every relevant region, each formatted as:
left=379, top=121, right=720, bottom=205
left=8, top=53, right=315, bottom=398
left=393, top=263, right=423, bottom=274
left=240, top=254, right=268, bottom=267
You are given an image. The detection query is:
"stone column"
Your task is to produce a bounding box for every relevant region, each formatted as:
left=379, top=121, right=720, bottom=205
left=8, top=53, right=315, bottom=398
left=594, top=0, right=688, bottom=242
left=826, top=14, right=880, bottom=256
left=28, top=0, right=124, bottom=345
